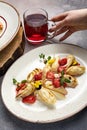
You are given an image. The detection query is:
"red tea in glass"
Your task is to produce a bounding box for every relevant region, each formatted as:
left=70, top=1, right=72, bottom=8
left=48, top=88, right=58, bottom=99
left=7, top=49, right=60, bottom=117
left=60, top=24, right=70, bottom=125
left=24, top=14, right=48, bottom=43
left=23, top=8, right=56, bottom=44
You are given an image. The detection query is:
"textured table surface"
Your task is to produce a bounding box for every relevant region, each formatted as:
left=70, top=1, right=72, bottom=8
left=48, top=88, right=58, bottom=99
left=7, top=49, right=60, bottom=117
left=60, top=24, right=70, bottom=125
left=0, top=0, right=87, bottom=130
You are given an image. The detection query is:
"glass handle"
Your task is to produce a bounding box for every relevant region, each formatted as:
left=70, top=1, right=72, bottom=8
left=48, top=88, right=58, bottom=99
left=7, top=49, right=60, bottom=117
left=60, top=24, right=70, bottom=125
left=47, top=20, right=56, bottom=39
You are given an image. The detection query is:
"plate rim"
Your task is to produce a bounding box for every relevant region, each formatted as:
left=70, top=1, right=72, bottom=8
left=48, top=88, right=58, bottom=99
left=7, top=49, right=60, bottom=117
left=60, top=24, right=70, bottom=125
left=1, top=43, right=87, bottom=123
left=0, top=1, right=20, bottom=51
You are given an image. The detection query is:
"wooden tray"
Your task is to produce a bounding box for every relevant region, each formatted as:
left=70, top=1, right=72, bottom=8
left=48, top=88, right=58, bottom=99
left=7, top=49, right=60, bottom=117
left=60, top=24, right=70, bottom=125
left=0, top=26, right=25, bottom=76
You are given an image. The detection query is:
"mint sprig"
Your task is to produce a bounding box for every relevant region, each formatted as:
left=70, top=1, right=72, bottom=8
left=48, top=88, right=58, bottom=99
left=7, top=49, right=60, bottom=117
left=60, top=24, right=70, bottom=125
left=39, top=53, right=52, bottom=64
left=60, top=70, right=71, bottom=86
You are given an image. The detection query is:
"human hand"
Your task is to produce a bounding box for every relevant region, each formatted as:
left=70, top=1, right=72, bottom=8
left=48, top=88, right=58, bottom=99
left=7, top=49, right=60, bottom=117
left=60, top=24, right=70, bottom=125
left=50, top=9, right=87, bottom=41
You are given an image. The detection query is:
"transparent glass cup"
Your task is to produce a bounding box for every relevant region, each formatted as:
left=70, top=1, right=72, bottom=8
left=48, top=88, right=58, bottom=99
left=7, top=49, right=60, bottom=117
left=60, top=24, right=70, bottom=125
left=23, top=8, right=56, bottom=45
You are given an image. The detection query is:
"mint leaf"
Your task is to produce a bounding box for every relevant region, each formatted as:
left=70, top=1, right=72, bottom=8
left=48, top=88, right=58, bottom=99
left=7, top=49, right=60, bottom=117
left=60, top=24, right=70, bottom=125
left=47, top=56, right=51, bottom=61
left=61, top=70, right=64, bottom=76
left=21, top=80, right=27, bottom=83
left=39, top=53, right=45, bottom=59
left=13, top=78, right=18, bottom=85
left=64, top=78, right=71, bottom=83
left=60, top=77, right=65, bottom=85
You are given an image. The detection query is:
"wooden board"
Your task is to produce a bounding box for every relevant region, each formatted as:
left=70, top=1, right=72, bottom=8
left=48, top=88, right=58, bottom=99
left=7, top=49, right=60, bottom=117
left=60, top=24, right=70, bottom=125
left=0, top=26, right=25, bottom=76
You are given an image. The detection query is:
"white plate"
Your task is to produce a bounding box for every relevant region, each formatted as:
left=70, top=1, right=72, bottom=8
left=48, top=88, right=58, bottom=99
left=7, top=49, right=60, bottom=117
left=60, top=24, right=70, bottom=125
left=0, top=1, right=20, bottom=51
left=1, top=43, right=87, bottom=123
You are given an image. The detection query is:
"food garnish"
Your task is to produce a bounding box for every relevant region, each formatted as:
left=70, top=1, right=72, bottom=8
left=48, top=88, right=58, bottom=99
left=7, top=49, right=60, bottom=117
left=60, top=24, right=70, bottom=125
left=39, top=53, right=51, bottom=64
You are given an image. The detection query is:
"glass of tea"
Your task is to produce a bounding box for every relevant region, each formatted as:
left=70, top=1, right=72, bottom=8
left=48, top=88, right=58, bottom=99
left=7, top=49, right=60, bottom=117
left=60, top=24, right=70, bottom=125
left=23, top=8, right=56, bottom=45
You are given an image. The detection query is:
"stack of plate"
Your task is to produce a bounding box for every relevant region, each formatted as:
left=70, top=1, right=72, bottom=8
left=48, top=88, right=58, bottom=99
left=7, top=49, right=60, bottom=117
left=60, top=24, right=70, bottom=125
left=0, top=1, right=25, bottom=76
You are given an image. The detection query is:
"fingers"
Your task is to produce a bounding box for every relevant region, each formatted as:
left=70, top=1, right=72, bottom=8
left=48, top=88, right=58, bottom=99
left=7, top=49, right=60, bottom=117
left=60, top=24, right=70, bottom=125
left=59, top=30, right=74, bottom=41
left=49, top=19, right=67, bottom=32
left=49, top=13, right=68, bottom=32
left=50, top=12, right=75, bottom=41
left=51, top=12, right=67, bottom=22
left=55, top=26, right=69, bottom=35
